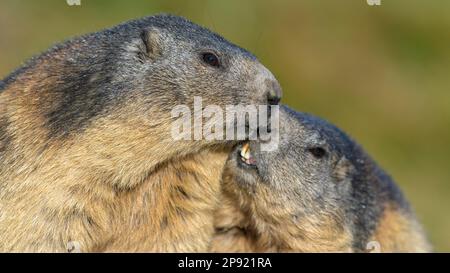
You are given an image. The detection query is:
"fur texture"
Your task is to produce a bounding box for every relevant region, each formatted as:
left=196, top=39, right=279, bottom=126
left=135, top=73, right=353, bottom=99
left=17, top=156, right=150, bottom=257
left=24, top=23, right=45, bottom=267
left=211, top=106, right=431, bottom=253
left=0, top=14, right=281, bottom=252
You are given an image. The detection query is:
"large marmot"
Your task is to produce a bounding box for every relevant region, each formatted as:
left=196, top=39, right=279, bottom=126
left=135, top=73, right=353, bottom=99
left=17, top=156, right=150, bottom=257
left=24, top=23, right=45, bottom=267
left=0, top=14, right=281, bottom=252
left=211, top=105, right=430, bottom=252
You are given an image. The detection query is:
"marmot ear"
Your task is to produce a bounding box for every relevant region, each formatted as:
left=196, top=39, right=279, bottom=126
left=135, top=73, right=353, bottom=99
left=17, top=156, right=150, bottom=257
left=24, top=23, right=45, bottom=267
left=141, top=27, right=163, bottom=59
left=333, top=156, right=355, bottom=183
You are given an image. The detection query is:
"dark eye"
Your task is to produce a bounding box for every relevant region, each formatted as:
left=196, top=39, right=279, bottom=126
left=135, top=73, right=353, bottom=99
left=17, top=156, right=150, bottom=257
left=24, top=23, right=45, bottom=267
left=308, top=147, right=327, bottom=159
left=201, top=52, right=220, bottom=67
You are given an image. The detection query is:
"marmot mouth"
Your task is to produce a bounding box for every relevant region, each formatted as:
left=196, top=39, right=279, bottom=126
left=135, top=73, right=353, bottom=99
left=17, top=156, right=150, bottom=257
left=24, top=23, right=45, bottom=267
left=238, top=142, right=257, bottom=168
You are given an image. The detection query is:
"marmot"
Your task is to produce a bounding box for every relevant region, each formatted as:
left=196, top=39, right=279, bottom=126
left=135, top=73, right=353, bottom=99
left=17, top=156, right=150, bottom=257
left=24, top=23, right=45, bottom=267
left=0, top=14, right=281, bottom=252
left=211, top=105, right=430, bottom=252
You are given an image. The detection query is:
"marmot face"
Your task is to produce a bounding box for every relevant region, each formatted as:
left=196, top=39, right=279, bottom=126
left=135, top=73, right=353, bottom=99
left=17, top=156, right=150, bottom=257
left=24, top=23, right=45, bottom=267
left=109, top=15, right=281, bottom=186
left=107, top=14, right=282, bottom=145
left=226, top=105, right=355, bottom=214
left=218, top=105, right=429, bottom=252
left=84, top=15, right=281, bottom=150
left=222, top=106, right=356, bottom=250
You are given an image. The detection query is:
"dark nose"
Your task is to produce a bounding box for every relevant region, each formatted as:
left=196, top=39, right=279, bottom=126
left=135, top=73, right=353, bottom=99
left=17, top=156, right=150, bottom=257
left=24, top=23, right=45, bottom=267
left=267, top=80, right=282, bottom=105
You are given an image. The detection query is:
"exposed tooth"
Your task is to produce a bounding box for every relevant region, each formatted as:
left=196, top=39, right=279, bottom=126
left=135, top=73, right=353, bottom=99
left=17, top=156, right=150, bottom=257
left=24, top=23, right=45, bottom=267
left=240, top=143, right=250, bottom=160
left=240, top=150, right=248, bottom=160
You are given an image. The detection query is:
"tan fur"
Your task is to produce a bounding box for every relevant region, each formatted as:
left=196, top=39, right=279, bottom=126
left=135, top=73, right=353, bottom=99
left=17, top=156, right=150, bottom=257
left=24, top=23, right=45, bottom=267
left=0, top=108, right=229, bottom=252
left=211, top=163, right=429, bottom=253
left=369, top=204, right=431, bottom=253
left=0, top=55, right=229, bottom=252
left=211, top=168, right=353, bottom=253
left=102, top=148, right=229, bottom=252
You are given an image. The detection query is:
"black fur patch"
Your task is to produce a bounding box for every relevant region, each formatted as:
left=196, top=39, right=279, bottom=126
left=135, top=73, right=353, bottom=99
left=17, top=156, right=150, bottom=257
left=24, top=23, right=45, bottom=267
left=348, top=167, right=383, bottom=251
left=45, top=66, right=115, bottom=138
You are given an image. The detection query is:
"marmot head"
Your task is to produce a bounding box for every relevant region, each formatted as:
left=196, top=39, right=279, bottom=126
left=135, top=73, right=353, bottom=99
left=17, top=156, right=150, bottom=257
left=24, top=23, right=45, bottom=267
left=108, top=14, right=282, bottom=182
left=31, top=14, right=281, bottom=128
left=134, top=14, right=282, bottom=107
left=7, top=14, right=282, bottom=148
left=222, top=105, right=385, bottom=251
left=124, top=15, right=282, bottom=141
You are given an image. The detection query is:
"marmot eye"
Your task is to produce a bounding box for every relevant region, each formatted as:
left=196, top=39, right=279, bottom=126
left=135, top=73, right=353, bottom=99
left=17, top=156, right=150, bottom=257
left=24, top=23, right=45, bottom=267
left=308, top=147, right=327, bottom=159
left=201, top=52, right=220, bottom=67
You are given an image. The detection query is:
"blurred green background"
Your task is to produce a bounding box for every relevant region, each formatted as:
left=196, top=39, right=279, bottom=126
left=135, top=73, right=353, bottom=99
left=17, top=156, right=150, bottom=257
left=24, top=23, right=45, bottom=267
left=0, top=0, right=449, bottom=251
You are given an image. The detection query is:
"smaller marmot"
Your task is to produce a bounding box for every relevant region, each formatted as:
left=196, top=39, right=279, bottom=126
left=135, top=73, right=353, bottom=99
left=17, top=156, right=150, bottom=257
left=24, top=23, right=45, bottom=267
left=211, top=105, right=431, bottom=252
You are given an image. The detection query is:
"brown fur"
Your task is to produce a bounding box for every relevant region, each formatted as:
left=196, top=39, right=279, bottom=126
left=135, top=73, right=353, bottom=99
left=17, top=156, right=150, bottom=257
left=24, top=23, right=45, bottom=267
left=0, top=15, right=281, bottom=252
left=369, top=203, right=430, bottom=253
left=1, top=88, right=229, bottom=252
left=0, top=60, right=230, bottom=252
left=101, top=148, right=230, bottom=252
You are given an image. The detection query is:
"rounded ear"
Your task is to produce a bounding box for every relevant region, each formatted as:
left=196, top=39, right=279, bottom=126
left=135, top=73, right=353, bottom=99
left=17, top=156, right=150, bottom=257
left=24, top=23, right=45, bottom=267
left=141, top=27, right=163, bottom=59
left=333, top=156, right=355, bottom=183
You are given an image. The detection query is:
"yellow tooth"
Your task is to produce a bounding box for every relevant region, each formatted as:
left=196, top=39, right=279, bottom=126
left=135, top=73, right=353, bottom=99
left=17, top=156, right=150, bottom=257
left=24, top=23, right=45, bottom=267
left=240, top=143, right=250, bottom=160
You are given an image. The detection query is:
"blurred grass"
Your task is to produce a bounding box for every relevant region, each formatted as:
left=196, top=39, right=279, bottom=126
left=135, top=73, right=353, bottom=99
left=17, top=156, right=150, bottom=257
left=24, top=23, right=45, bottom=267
left=0, top=0, right=449, bottom=251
